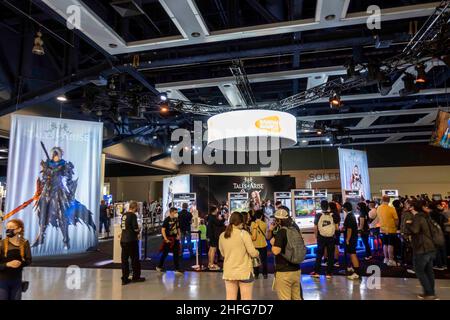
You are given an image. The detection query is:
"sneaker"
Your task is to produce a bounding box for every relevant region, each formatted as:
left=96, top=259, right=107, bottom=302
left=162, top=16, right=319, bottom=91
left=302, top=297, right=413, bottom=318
left=346, top=267, right=354, bottom=273
left=347, top=273, right=360, bottom=280
left=433, top=266, right=446, bottom=271
left=321, top=260, right=328, bottom=267
left=326, top=274, right=332, bottom=280
left=131, top=277, right=146, bottom=283
left=334, top=262, right=340, bottom=268
left=122, top=279, right=131, bottom=286
left=418, top=294, right=439, bottom=300
left=383, top=258, right=389, bottom=264
left=387, top=260, right=399, bottom=267
left=364, top=256, right=373, bottom=261
left=208, top=265, right=220, bottom=271
left=156, top=267, right=166, bottom=273
left=309, top=272, right=320, bottom=278
left=175, top=269, right=184, bottom=275
left=406, top=268, right=416, bottom=274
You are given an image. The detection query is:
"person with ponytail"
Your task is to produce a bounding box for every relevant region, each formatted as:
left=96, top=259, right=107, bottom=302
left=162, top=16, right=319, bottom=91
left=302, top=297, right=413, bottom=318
left=0, top=219, right=32, bottom=300
left=219, top=212, right=259, bottom=300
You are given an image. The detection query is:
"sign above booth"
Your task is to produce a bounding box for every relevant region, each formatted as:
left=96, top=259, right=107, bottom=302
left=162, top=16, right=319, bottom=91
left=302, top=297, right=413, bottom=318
left=207, top=109, right=297, bottom=151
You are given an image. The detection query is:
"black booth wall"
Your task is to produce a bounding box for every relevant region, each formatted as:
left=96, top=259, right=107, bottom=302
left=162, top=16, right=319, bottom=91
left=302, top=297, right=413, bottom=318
left=191, top=175, right=295, bottom=216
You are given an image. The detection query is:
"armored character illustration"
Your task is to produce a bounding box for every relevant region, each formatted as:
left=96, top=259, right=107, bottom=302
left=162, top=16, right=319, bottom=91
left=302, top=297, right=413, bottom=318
left=32, top=143, right=96, bottom=250
left=350, top=164, right=364, bottom=198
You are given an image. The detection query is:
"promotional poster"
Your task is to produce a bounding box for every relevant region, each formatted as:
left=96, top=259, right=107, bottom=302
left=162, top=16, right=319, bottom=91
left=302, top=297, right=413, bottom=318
left=430, top=110, right=450, bottom=149
left=338, top=148, right=371, bottom=201
left=6, top=115, right=103, bottom=256
left=162, top=174, right=190, bottom=215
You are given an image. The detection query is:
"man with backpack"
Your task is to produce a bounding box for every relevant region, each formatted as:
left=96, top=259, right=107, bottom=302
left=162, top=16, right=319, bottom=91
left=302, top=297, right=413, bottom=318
left=270, top=208, right=306, bottom=300
left=310, top=200, right=336, bottom=279
left=406, top=200, right=444, bottom=300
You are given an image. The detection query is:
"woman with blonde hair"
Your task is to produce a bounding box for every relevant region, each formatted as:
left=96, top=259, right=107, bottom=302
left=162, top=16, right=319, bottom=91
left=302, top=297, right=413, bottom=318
left=0, top=219, right=32, bottom=300
left=219, top=212, right=259, bottom=300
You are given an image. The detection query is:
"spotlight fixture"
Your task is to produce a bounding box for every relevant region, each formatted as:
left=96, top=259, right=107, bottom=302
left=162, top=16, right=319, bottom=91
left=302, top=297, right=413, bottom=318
left=160, top=105, right=169, bottom=113
left=317, top=130, right=323, bottom=135
left=56, top=95, right=67, bottom=102
left=32, top=31, right=45, bottom=56
left=415, top=64, right=427, bottom=84
left=325, top=137, right=331, bottom=142
left=329, top=92, right=342, bottom=109
left=159, top=93, right=168, bottom=101
left=399, top=73, right=419, bottom=97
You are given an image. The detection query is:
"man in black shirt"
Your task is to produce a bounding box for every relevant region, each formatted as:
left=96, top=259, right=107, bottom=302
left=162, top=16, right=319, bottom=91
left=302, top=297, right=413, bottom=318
left=178, top=203, right=194, bottom=258
left=343, top=202, right=361, bottom=280
left=99, top=200, right=110, bottom=238
left=157, top=207, right=183, bottom=274
left=270, top=209, right=302, bottom=300
left=120, top=201, right=145, bottom=285
left=311, top=200, right=336, bottom=279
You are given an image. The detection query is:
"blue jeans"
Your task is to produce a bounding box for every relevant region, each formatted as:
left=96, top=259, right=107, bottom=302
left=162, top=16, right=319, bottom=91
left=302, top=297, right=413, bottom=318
left=180, top=231, right=193, bottom=256
left=0, top=279, right=22, bottom=300
left=413, top=251, right=436, bottom=296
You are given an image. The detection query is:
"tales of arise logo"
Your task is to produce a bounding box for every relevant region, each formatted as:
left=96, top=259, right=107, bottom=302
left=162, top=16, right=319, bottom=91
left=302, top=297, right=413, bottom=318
left=24, top=121, right=89, bottom=142
left=233, top=177, right=264, bottom=192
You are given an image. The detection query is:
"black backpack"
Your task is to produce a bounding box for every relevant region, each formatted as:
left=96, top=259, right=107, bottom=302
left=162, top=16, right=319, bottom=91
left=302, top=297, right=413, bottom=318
left=425, top=216, right=445, bottom=248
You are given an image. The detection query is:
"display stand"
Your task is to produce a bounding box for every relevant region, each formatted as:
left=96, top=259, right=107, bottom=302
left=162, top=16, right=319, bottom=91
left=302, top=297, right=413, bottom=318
left=381, top=189, right=399, bottom=205
left=314, top=189, right=328, bottom=214
left=274, top=192, right=292, bottom=212
left=228, top=192, right=249, bottom=212
left=191, top=231, right=206, bottom=271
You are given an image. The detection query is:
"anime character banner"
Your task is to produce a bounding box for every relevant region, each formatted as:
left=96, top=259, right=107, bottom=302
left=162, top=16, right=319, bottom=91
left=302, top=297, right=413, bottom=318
left=338, top=148, right=371, bottom=201
left=6, top=115, right=103, bottom=256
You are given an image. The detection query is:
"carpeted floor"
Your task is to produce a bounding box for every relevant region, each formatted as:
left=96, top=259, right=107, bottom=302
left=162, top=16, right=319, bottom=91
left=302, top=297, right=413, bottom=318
left=31, top=235, right=450, bottom=279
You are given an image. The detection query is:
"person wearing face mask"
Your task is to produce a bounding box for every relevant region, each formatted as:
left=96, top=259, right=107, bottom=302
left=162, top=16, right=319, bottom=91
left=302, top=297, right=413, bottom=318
left=0, top=219, right=32, bottom=300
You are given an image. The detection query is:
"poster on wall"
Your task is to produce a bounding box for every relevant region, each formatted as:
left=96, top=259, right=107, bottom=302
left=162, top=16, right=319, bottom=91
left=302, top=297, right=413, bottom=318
left=5, top=115, right=103, bottom=256
left=338, top=148, right=371, bottom=201
left=162, top=175, right=190, bottom=215
left=430, top=110, right=450, bottom=149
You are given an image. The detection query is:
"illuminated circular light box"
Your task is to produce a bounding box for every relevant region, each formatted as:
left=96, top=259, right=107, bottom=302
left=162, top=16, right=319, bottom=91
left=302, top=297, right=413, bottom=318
left=207, top=109, right=297, bottom=152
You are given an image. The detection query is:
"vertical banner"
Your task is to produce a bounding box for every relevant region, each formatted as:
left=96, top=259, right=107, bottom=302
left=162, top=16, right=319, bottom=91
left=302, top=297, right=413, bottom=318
left=338, top=148, right=371, bottom=201
left=162, top=175, right=190, bottom=216
left=6, top=115, right=103, bottom=256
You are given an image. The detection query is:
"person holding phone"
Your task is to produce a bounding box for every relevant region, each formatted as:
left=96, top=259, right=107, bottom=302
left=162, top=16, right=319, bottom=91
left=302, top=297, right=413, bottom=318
left=0, top=219, right=32, bottom=300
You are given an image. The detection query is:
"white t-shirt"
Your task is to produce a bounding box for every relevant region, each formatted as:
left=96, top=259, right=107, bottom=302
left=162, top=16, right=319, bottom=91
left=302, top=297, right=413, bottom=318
left=368, top=208, right=379, bottom=229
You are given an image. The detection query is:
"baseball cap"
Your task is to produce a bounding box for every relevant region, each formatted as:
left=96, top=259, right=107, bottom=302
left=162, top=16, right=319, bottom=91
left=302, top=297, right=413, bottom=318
left=274, top=209, right=289, bottom=220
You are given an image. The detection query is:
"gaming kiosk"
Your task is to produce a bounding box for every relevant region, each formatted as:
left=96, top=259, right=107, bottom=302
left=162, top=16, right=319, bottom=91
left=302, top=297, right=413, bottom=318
left=228, top=192, right=249, bottom=213
left=274, top=191, right=292, bottom=212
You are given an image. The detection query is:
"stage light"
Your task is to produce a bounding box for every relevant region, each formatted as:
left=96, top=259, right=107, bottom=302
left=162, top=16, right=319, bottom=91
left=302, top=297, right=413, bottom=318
left=301, top=140, right=307, bottom=143
left=56, top=95, right=67, bottom=102
left=32, top=31, right=45, bottom=56
left=159, top=93, right=168, bottom=102
left=399, top=73, right=419, bottom=97
left=325, top=137, right=331, bottom=142
left=317, top=130, right=323, bottom=135
left=346, top=60, right=360, bottom=79
left=415, top=64, right=427, bottom=84
left=329, top=92, right=341, bottom=109
left=160, top=105, right=169, bottom=113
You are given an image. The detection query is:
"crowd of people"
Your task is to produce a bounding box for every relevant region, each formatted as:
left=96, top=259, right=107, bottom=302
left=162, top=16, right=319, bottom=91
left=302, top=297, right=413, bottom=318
left=0, top=194, right=448, bottom=301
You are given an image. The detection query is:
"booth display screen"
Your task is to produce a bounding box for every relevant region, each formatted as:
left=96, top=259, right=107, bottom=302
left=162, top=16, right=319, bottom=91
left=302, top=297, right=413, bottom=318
left=294, top=199, right=315, bottom=216
left=173, top=193, right=197, bottom=212
left=228, top=193, right=249, bottom=213
left=274, top=192, right=292, bottom=212
left=292, top=190, right=315, bottom=217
